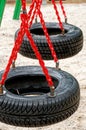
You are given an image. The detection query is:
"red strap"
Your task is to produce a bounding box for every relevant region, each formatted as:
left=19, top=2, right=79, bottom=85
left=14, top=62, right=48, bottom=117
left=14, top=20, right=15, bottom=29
left=29, top=4, right=37, bottom=28
left=0, top=0, right=34, bottom=85
left=21, top=0, right=26, bottom=10
left=0, top=28, right=25, bottom=85
left=0, top=0, right=54, bottom=87
left=36, top=0, right=58, bottom=62
left=52, top=0, right=64, bottom=31
left=59, top=0, right=67, bottom=19
left=1, top=0, right=65, bottom=87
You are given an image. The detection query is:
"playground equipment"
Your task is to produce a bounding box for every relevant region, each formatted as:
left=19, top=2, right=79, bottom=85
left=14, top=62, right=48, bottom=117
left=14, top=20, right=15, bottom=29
left=0, top=0, right=83, bottom=127
left=13, top=0, right=21, bottom=20
left=15, top=22, right=83, bottom=60
left=0, top=0, right=21, bottom=25
left=15, top=0, right=83, bottom=60
left=0, top=0, right=6, bottom=25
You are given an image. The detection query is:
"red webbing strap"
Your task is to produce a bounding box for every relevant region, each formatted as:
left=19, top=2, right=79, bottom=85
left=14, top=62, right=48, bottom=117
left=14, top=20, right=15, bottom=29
left=22, top=0, right=54, bottom=86
left=59, top=0, right=67, bottom=20
left=22, top=0, right=54, bottom=87
left=21, top=13, right=54, bottom=87
left=0, top=0, right=34, bottom=85
left=36, top=0, right=58, bottom=62
left=21, top=0, right=26, bottom=10
left=0, top=0, right=54, bottom=87
left=13, top=1, right=35, bottom=60
left=0, top=28, right=25, bottom=85
left=29, top=0, right=42, bottom=28
left=29, top=9, right=36, bottom=28
left=29, top=4, right=37, bottom=28
left=25, top=19, right=53, bottom=86
left=52, top=0, right=64, bottom=31
left=29, top=0, right=58, bottom=62
left=28, top=0, right=58, bottom=63
left=28, top=1, right=36, bottom=28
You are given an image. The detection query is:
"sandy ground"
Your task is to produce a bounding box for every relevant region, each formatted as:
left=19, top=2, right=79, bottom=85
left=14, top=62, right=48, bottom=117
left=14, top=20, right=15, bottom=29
left=0, top=3, right=86, bottom=130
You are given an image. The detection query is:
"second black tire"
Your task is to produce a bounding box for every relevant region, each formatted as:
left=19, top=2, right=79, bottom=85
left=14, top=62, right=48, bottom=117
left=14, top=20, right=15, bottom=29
left=0, top=66, right=80, bottom=127
left=15, top=22, right=83, bottom=60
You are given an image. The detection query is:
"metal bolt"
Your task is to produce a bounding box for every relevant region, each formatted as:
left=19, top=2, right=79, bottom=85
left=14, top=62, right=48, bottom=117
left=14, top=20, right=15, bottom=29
left=62, top=29, right=65, bottom=35
left=56, top=61, right=59, bottom=70
left=12, top=60, right=15, bottom=68
left=35, top=16, right=38, bottom=23
left=22, top=9, right=27, bottom=14
left=0, top=84, right=3, bottom=95
left=50, top=86, right=55, bottom=97
left=65, top=17, right=67, bottom=23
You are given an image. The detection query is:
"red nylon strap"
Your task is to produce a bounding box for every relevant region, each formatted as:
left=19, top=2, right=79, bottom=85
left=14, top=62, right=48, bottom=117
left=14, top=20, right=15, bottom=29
left=0, top=0, right=55, bottom=87
left=22, top=13, right=54, bottom=86
left=0, top=28, right=25, bottom=85
left=13, top=0, right=35, bottom=61
left=29, top=2, right=38, bottom=28
left=52, top=0, right=64, bottom=31
left=36, top=0, right=58, bottom=62
left=21, top=0, right=26, bottom=10
left=0, top=0, right=35, bottom=85
left=59, top=0, right=67, bottom=19
left=29, top=7, right=37, bottom=28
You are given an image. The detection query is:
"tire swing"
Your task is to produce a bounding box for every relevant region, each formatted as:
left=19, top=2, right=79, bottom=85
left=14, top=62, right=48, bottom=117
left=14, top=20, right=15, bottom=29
left=0, top=0, right=80, bottom=127
left=15, top=0, right=83, bottom=60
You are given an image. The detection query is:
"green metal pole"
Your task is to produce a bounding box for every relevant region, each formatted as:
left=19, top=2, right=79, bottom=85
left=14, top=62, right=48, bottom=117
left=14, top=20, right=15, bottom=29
left=13, top=0, right=21, bottom=20
left=0, top=0, right=1, bottom=5
left=0, top=0, right=6, bottom=25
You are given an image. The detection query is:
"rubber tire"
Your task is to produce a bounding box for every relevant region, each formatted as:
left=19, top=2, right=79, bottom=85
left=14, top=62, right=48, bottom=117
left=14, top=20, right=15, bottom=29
left=15, top=22, right=83, bottom=60
left=0, top=66, right=80, bottom=127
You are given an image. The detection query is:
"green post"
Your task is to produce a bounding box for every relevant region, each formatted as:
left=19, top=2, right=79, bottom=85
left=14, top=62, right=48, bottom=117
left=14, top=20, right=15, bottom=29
left=0, top=0, right=6, bottom=25
left=13, top=0, right=21, bottom=20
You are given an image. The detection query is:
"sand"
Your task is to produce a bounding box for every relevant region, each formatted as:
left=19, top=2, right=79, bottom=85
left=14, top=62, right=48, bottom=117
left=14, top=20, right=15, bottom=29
left=0, top=3, right=86, bottom=130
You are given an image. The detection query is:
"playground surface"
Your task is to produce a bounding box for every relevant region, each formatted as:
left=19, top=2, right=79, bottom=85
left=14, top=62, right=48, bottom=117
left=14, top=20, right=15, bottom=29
left=0, top=3, right=86, bottom=130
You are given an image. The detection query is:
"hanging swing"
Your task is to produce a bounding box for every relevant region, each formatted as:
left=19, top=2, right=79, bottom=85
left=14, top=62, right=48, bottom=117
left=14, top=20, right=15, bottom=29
left=0, top=0, right=82, bottom=127
left=15, top=0, right=83, bottom=60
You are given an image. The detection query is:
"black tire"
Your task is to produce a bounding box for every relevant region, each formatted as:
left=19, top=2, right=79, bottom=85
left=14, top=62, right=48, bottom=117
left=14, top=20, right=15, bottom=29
left=0, top=66, right=80, bottom=127
left=15, top=22, right=83, bottom=60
